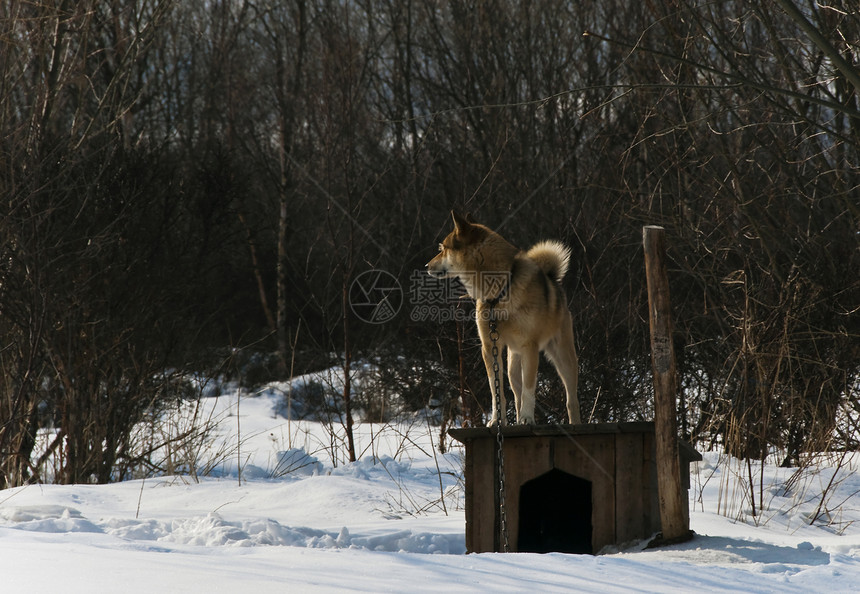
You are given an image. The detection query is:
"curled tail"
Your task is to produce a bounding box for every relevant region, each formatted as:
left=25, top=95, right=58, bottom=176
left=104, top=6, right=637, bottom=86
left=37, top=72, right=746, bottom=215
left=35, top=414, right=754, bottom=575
left=527, top=240, right=571, bottom=282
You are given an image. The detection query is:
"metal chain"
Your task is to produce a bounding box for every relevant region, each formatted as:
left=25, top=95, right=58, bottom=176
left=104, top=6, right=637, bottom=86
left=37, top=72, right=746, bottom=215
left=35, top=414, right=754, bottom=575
left=488, top=303, right=510, bottom=553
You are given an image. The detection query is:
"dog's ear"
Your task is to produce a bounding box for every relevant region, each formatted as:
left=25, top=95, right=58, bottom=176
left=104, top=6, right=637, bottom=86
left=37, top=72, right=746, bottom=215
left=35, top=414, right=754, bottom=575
left=451, top=210, right=472, bottom=232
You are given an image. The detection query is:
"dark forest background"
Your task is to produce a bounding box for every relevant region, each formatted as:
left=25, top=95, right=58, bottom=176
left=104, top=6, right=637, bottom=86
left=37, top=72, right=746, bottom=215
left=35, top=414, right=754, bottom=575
left=1, top=0, right=858, bottom=487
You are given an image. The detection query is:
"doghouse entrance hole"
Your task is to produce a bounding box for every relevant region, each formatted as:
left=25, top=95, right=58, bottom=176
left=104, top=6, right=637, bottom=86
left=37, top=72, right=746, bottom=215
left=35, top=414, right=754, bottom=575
left=518, top=468, right=592, bottom=554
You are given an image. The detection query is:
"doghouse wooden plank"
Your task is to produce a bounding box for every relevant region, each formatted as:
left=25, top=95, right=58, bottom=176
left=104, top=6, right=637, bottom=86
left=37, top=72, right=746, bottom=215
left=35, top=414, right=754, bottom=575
left=589, top=435, right=617, bottom=553
left=552, top=433, right=616, bottom=553
left=502, top=436, right=553, bottom=551
left=468, top=436, right=496, bottom=553
left=449, top=422, right=656, bottom=442
left=615, top=431, right=645, bottom=545
left=643, top=430, right=662, bottom=534
left=461, top=434, right=475, bottom=553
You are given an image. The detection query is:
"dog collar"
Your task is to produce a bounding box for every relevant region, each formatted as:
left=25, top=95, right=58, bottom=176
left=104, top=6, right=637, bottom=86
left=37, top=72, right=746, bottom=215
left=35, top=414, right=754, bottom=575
left=484, top=267, right=514, bottom=308
left=484, top=289, right=507, bottom=308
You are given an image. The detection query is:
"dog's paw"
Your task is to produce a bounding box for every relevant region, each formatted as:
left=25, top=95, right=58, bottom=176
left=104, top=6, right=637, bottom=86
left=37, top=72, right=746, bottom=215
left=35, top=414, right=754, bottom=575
left=518, top=416, right=535, bottom=425
left=486, top=416, right=507, bottom=427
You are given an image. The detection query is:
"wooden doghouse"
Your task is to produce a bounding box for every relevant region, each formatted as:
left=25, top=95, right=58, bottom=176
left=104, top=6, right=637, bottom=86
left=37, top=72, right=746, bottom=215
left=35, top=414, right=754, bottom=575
left=448, top=422, right=701, bottom=554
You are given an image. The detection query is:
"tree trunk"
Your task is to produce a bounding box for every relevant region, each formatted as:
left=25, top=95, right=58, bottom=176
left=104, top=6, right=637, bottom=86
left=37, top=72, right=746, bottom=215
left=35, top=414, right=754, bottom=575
left=643, top=225, right=689, bottom=543
left=342, top=273, right=357, bottom=463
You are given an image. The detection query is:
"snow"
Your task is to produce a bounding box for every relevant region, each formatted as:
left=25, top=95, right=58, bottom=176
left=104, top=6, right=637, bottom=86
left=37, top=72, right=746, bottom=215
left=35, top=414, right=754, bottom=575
left=3, top=386, right=860, bottom=593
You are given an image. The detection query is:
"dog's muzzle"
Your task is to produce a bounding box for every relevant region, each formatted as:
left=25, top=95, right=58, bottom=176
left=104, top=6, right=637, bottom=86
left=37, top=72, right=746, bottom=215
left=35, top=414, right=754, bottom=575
left=426, top=265, right=448, bottom=279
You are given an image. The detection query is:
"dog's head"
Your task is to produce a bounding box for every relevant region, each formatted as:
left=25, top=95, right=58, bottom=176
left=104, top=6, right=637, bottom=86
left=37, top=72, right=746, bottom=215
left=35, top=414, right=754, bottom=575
left=426, top=210, right=486, bottom=279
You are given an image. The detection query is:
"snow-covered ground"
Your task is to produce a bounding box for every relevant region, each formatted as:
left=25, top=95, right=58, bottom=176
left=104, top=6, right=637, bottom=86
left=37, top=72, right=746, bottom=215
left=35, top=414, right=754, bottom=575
left=2, top=385, right=860, bottom=593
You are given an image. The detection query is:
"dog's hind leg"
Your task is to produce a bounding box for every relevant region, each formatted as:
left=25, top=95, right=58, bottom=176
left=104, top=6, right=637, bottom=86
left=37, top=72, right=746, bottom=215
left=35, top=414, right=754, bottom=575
left=516, top=346, right=539, bottom=425
left=482, top=344, right=507, bottom=426
left=546, top=320, right=581, bottom=424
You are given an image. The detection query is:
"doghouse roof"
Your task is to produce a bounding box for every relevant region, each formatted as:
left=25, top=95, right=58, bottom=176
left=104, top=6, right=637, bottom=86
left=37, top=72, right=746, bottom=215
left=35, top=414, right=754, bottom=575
left=449, top=422, right=702, bottom=462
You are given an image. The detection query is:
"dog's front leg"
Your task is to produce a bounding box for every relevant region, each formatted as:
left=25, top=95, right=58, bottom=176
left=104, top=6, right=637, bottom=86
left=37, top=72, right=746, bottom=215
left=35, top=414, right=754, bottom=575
left=517, top=346, right=539, bottom=425
left=482, top=344, right=507, bottom=427
left=507, top=351, right=523, bottom=422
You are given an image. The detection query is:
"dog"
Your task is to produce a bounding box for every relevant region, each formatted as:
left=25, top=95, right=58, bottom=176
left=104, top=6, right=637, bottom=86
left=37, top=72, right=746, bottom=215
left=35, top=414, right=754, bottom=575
left=427, top=211, right=581, bottom=426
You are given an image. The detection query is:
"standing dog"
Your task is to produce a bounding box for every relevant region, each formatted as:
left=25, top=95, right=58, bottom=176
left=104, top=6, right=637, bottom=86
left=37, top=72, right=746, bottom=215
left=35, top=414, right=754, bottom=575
left=427, top=211, right=581, bottom=426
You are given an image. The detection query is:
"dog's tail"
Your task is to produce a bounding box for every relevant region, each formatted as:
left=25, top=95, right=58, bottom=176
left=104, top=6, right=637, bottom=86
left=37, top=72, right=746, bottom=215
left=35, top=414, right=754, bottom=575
left=527, top=240, right=571, bottom=282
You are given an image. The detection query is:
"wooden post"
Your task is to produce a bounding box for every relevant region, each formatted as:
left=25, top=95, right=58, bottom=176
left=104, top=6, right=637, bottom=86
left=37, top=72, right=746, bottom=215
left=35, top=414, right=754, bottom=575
left=642, top=226, right=689, bottom=542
